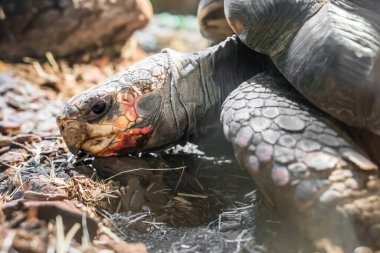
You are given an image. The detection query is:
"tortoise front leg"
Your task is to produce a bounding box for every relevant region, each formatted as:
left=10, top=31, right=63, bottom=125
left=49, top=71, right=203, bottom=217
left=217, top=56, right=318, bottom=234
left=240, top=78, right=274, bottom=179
left=221, top=72, right=380, bottom=253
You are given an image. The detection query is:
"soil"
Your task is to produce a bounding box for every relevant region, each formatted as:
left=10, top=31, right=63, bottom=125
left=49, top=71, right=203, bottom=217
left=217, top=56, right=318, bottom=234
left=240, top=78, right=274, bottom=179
left=0, top=16, right=315, bottom=253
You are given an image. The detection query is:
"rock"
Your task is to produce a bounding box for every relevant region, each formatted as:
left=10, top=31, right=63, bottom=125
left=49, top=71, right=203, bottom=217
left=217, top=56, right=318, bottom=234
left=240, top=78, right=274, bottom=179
left=0, top=0, right=153, bottom=60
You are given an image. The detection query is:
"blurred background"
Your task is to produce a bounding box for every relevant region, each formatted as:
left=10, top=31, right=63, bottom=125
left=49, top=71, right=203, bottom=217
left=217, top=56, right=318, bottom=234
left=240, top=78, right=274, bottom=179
left=151, top=0, right=199, bottom=14
left=0, top=0, right=209, bottom=99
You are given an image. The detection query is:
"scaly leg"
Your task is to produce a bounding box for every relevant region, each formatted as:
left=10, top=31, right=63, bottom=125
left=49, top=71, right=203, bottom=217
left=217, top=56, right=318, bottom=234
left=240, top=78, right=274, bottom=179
left=221, top=71, right=380, bottom=253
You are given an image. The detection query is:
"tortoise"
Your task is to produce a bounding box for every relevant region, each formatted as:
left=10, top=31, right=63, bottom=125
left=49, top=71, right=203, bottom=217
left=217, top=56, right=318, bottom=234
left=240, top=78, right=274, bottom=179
left=57, top=0, right=380, bottom=252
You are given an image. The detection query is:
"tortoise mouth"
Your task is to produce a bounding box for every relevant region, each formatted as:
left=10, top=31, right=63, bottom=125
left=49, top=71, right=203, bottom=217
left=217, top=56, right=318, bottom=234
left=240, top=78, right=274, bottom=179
left=57, top=119, right=87, bottom=155
left=80, top=134, right=117, bottom=157
left=80, top=125, right=154, bottom=157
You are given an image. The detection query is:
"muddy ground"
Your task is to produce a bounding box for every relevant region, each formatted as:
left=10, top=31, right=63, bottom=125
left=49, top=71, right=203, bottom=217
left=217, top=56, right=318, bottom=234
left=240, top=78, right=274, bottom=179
left=0, top=15, right=314, bottom=253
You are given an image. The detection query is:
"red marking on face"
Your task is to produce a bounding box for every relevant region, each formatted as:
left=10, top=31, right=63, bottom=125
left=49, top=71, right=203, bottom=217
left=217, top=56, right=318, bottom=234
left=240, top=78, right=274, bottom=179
left=97, top=125, right=153, bottom=156
left=117, top=92, right=139, bottom=122
left=129, top=126, right=153, bottom=135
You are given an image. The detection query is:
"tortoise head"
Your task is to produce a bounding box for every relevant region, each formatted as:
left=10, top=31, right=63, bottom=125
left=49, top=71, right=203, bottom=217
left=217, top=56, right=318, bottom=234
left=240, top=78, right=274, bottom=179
left=57, top=53, right=188, bottom=157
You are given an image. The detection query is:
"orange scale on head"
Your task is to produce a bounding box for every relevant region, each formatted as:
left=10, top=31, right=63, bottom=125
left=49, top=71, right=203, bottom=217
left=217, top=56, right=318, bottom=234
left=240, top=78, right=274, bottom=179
left=129, top=128, right=140, bottom=135
left=99, top=132, right=138, bottom=155
left=140, top=126, right=153, bottom=135
left=125, top=109, right=138, bottom=121
left=118, top=132, right=138, bottom=146
left=128, top=121, right=136, bottom=128
left=129, top=126, right=153, bottom=135
left=113, top=116, right=130, bottom=129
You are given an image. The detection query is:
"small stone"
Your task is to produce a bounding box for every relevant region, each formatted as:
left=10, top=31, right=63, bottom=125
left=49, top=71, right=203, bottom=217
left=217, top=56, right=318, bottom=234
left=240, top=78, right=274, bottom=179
left=304, top=152, right=339, bottom=172
left=262, top=107, right=279, bottom=118
left=0, top=121, right=21, bottom=135
left=250, top=117, right=271, bottom=132
left=278, top=135, right=297, bottom=147
left=271, top=166, right=290, bottom=186
left=261, top=129, right=281, bottom=144
left=274, top=116, right=305, bottom=132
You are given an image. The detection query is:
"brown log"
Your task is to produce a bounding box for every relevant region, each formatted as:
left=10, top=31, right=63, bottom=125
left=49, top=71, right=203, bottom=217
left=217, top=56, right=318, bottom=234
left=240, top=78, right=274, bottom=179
left=0, top=0, right=153, bottom=61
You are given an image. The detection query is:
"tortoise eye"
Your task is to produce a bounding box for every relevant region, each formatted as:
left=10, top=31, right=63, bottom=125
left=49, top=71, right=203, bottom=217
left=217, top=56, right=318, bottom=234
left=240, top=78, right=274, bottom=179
left=91, top=101, right=107, bottom=115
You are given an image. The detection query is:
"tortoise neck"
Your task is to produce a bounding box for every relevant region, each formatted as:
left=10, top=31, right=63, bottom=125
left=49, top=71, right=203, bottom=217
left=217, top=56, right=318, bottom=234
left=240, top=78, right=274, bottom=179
left=164, top=36, right=271, bottom=141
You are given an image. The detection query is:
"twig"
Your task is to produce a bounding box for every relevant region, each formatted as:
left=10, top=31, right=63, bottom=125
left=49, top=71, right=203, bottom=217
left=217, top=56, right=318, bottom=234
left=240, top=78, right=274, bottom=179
left=105, top=166, right=186, bottom=181
left=177, top=193, right=208, bottom=199
left=174, top=166, right=185, bottom=191
left=32, top=61, right=59, bottom=83
left=46, top=52, right=60, bottom=73
left=98, top=224, right=121, bottom=242
left=81, top=212, right=91, bottom=248
left=0, top=230, right=15, bottom=253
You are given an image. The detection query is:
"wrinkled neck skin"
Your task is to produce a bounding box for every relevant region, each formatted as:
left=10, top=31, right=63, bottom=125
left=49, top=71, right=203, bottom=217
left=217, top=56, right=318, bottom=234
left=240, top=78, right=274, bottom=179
left=158, top=36, right=270, bottom=148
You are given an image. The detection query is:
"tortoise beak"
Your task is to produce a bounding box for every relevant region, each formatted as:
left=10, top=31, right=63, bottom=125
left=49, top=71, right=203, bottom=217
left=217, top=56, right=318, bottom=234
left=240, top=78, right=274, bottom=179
left=57, top=116, right=87, bottom=154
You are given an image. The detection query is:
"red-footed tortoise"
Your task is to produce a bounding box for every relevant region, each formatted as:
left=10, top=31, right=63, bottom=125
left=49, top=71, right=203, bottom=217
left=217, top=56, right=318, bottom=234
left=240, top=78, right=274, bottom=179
left=57, top=1, right=380, bottom=252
